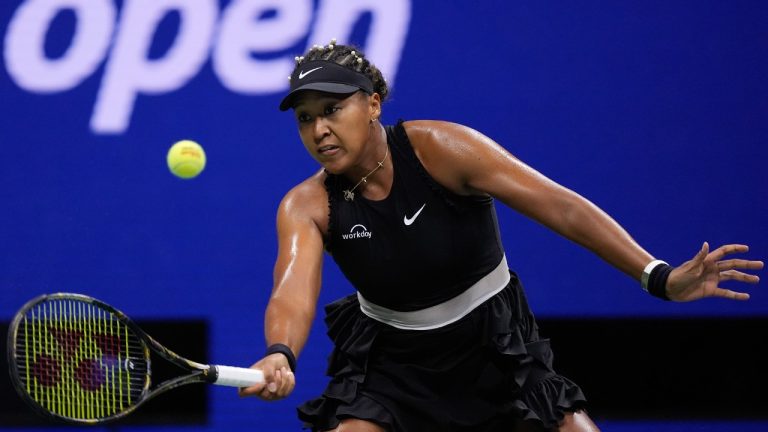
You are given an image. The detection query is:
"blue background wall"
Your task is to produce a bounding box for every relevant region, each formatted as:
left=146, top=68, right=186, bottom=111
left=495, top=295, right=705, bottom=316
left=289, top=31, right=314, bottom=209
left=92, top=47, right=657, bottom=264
left=1, top=0, right=766, bottom=430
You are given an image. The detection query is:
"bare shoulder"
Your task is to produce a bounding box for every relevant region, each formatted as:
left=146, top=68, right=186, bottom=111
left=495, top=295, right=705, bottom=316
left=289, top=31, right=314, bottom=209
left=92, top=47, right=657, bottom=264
left=279, top=169, right=330, bottom=235
left=401, top=120, right=503, bottom=195
left=402, top=119, right=482, bottom=140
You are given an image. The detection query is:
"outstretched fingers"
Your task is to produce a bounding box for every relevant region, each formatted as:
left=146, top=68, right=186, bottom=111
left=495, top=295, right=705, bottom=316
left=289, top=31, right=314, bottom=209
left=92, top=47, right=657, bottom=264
left=707, top=244, right=763, bottom=301
left=670, top=242, right=762, bottom=302
left=708, top=244, right=750, bottom=262
left=711, top=287, right=751, bottom=301
left=717, top=258, right=765, bottom=272
left=719, top=269, right=761, bottom=284
left=710, top=243, right=762, bottom=285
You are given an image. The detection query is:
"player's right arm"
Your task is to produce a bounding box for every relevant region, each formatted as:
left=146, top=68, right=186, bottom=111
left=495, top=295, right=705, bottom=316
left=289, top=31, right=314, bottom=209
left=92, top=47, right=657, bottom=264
left=239, top=172, right=328, bottom=400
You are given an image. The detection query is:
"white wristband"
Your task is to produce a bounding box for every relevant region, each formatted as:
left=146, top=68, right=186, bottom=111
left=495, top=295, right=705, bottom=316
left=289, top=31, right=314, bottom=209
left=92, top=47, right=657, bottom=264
left=641, top=260, right=668, bottom=292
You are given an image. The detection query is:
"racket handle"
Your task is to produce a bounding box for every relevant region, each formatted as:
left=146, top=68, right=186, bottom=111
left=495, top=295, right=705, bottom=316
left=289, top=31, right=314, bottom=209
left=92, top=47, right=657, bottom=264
left=211, top=365, right=264, bottom=387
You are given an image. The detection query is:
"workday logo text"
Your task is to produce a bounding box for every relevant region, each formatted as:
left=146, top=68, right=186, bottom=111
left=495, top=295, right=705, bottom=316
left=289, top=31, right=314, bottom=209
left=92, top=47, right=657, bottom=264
left=342, top=224, right=372, bottom=240
left=3, top=0, right=411, bottom=134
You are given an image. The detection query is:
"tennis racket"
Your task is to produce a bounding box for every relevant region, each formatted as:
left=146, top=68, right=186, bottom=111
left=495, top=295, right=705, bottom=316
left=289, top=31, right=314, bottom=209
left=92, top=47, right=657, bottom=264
left=6, top=292, right=264, bottom=425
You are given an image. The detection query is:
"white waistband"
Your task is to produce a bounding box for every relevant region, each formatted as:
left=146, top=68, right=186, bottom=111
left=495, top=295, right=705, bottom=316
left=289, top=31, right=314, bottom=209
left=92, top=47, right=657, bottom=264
left=357, top=255, right=510, bottom=330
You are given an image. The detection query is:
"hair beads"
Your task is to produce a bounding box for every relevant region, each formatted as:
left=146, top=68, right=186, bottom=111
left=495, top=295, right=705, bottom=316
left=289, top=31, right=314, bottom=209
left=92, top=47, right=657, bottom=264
left=291, top=38, right=389, bottom=101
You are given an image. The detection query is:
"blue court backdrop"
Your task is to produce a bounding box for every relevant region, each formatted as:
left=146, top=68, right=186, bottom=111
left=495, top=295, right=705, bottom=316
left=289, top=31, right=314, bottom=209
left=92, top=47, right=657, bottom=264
left=1, top=0, right=766, bottom=430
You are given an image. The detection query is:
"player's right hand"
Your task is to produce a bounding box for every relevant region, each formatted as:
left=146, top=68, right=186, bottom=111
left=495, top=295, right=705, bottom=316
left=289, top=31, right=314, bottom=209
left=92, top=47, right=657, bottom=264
left=238, top=353, right=295, bottom=400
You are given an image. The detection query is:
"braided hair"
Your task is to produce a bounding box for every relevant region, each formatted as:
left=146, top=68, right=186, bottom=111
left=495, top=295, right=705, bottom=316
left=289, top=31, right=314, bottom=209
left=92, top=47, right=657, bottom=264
left=293, top=40, right=390, bottom=102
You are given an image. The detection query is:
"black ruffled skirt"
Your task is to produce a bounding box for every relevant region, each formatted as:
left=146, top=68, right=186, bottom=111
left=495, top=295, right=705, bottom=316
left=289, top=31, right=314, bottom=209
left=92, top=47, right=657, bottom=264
left=297, top=272, right=587, bottom=431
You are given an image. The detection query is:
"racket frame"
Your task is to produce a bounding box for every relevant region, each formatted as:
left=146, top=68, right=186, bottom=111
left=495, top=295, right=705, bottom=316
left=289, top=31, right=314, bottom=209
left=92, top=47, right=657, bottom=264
left=7, top=292, right=218, bottom=425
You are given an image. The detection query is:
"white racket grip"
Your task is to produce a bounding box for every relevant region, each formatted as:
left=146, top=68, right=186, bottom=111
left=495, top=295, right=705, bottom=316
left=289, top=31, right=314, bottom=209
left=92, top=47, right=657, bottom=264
left=212, top=365, right=264, bottom=387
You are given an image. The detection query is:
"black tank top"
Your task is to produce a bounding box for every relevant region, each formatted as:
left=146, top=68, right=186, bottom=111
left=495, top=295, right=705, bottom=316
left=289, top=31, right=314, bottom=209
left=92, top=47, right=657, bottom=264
left=324, top=121, right=504, bottom=311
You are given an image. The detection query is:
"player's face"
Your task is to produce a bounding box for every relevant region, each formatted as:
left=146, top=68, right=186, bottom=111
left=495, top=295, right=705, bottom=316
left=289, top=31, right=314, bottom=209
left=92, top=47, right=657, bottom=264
left=292, top=90, right=380, bottom=175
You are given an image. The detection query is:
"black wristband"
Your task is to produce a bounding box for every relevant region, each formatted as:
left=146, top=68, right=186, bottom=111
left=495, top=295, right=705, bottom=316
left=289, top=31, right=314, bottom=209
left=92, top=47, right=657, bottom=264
left=266, top=343, right=297, bottom=372
left=647, top=263, right=673, bottom=301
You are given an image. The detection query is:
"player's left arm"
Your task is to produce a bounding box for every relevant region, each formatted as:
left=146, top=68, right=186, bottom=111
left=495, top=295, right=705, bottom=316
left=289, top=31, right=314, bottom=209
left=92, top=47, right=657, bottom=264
left=404, top=120, right=762, bottom=301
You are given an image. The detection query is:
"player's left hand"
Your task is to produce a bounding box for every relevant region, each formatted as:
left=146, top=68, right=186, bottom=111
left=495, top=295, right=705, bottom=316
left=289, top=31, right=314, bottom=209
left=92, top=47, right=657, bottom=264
left=666, top=242, right=763, bottom=302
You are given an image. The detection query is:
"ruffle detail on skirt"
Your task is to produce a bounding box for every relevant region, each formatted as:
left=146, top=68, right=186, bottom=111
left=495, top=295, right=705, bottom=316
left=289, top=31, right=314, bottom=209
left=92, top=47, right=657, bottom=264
left=482, top=277, right=588, bottom=428
left=298, top=275, right=588, bottom=431
left=512, top=374, right=587, bottom=429
left=298, top=295, right=394, bottom=431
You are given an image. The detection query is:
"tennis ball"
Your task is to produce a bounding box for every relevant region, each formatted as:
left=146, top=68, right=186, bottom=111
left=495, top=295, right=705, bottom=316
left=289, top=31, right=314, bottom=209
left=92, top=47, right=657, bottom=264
left=167, top=140, right=206, bottom=179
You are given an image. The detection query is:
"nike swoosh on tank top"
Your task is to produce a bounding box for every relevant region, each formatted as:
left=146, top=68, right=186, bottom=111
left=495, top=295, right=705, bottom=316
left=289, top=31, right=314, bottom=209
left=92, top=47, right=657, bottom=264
left=324, top=121, right=505, bottom=311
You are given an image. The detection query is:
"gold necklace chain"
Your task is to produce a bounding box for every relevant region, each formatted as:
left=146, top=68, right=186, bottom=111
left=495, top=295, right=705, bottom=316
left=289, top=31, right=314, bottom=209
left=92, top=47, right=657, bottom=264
left=343, top=144, right=389, bottom=202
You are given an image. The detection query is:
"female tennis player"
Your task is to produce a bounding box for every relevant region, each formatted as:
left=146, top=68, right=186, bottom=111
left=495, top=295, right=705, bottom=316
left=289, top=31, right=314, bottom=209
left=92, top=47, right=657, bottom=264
left=238, top=41, right=763, bottom=431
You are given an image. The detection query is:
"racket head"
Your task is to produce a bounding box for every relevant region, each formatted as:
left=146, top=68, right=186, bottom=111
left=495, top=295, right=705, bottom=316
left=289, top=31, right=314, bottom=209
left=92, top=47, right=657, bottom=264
left=7, top=293, right=152, bottom=424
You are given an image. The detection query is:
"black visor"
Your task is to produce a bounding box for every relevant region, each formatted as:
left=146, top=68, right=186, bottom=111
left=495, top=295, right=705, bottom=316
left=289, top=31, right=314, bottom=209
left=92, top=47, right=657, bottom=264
left=279, top=60, right=374, bottom=111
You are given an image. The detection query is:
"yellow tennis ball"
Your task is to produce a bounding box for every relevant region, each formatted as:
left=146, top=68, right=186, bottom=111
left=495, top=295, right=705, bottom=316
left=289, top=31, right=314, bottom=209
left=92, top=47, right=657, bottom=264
left=167, top=140, right=206, bottom=179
